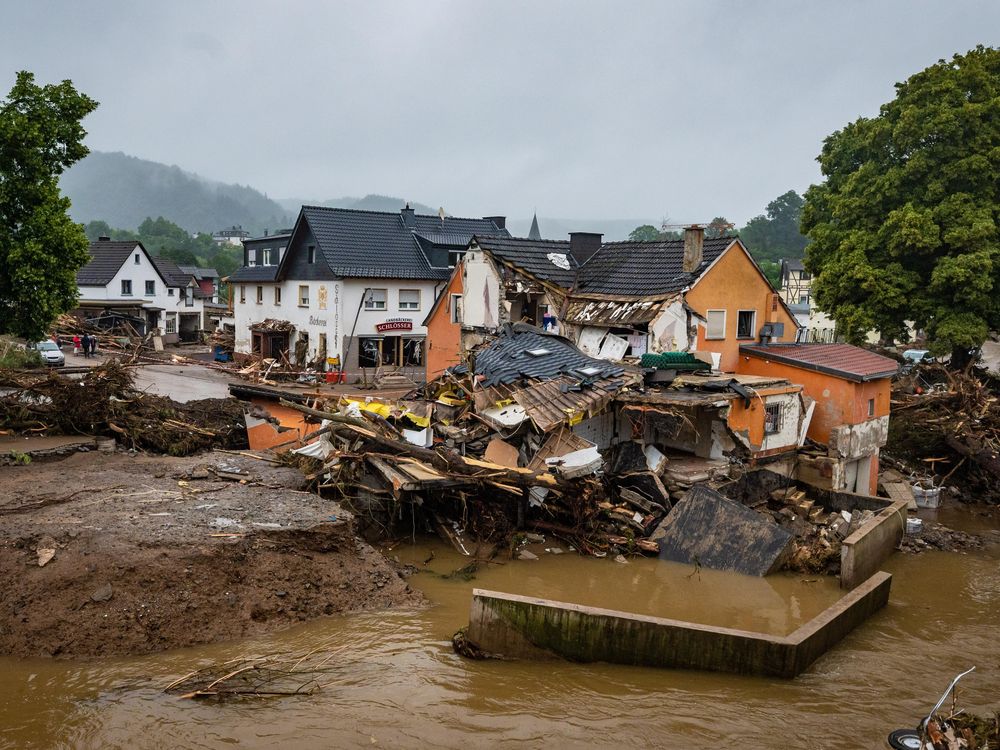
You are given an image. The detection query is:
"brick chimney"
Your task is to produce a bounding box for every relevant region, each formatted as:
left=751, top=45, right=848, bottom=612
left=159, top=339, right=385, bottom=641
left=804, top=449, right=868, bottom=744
left=483, top=215, right=506, bottom=230
left=401, top=203, right=416, bottom=228
left=569, top=232, right=603, bottom=266
left=683, top=225, right=705, bottom=273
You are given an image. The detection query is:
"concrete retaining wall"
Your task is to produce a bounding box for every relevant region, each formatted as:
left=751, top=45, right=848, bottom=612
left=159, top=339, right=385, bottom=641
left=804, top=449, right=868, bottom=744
left=840, top=500, right=906, bottom=590
left=467, top=571, right=891, bottom=678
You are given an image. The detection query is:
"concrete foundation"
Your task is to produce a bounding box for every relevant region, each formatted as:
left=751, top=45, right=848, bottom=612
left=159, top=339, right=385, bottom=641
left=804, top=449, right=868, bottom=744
left=467, top=571, right=891, bottom=678
left=840, top=500, right=906, bottom=590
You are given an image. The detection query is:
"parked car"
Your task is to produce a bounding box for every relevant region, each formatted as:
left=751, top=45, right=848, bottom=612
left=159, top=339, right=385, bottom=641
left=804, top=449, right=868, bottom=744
left=34, top=340, right=65, bottom=367
left=901, top=349, right=934, bottom=365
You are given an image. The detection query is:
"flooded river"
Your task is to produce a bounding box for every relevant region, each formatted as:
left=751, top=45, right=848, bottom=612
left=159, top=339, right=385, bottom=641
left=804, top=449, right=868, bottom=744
left=1, top=523, right=997, bottom=749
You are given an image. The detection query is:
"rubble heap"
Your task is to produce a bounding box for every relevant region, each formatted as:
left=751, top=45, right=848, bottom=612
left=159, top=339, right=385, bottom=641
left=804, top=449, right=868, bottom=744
left=0, top=361, right=246, bottom=455
left=888, top=364, right=1000, bottom=504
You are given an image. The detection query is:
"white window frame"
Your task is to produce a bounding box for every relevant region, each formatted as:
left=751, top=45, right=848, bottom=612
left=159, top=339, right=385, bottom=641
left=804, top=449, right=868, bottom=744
left=165, top=313, right=177, bottom=334
left=365, top=288, right=387, bottom=311
left=256, top=285, right=263, bottom=304
left=168, top=288, right=175, bottom=297
left=298, top=285, right=310, bottom=307
left=449, top=293, right=463, bottom=324
left=868, top=398, right=875, bottom=417
left=274, top=286, right=282, bottom=305
left=145, top=280, right=155, bottom=296
left=705, top=309, right=726, bottom=340
left=121, top=279, right=132, bottom=296
left=736, top=309, right=756, bottom=340
left=398, top=289, right=420, bottom=311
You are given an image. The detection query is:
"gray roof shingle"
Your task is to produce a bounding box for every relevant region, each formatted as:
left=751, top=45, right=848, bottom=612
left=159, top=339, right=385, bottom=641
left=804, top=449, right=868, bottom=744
left=472, top=236, right=579, bottom=288
left=76, top=241, right=142, bottom=285
left=574, top=237, right=734, bottom=297
left=228, top=265, right=280, bottom=282
left=178, top=266, right=220, bottom=280
left=301, top=206, right=508, bottom=280
left=472, top=323, right=625, bottom=387
left=151, top=257, right=195, bottom=288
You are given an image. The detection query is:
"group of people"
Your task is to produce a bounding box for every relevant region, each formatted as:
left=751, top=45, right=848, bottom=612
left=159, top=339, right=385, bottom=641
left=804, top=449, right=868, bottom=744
left=72, top=333, right=99, bottom=358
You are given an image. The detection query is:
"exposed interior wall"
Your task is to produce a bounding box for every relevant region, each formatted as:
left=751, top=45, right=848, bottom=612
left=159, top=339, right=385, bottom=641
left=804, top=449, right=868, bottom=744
left=726, top=388, right=803, bottom=456
left=684, top=245, right=798, bottom=371
left=648, top=298, right=689, bottom=353
left=461, top=251, right=501, bottom=330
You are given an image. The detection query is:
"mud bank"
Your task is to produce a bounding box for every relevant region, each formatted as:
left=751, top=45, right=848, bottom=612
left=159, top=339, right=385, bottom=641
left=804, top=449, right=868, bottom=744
left=0, top=451, right=421, bottom=658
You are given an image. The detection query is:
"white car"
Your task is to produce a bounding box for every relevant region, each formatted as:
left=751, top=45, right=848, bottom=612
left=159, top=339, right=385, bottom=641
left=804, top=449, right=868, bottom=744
left=34, top=340, right=65, bottom=367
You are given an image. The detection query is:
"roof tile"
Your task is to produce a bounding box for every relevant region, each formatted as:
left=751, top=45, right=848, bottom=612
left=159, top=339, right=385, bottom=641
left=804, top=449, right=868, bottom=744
left=740, top=343, right=899, bottom=382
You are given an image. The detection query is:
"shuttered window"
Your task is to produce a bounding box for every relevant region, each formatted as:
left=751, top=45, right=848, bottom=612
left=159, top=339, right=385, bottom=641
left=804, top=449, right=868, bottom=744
left=706, top=310, right=726, bottom=340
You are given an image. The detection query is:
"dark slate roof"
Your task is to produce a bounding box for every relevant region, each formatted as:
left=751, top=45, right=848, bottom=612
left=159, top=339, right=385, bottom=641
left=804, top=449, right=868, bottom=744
left=740, top=343, right=899, bottom=382
left=781, top=258, right=805, bottom=272
left=178, top=266, right=220, bottom=280
left=574, top=237, right=734, bottom=297
left=301, top=206, right=508, bottom=281
left=472, top=236, right=578, bottom=288
left=472, top=323, right=625, bottom=387
left=151, top=257, right=195, bottom=287
left=229, top=265, right=280, bottom=282
left=76, top=241, right=141, bottom=285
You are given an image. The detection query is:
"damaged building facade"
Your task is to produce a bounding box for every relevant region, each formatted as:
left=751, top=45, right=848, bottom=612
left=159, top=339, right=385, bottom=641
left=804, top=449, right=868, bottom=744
left=424, top=225, right=800, bottom=381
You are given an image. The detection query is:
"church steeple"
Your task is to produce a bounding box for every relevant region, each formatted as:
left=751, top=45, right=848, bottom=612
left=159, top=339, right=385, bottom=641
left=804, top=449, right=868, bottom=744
left=528, top=212, right=541, bottom=240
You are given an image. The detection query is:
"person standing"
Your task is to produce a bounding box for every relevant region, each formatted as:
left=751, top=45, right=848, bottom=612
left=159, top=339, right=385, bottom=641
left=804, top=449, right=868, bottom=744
left=72, top=334, right=81, bottom=356
left=82, top=333, right=91, bottom=358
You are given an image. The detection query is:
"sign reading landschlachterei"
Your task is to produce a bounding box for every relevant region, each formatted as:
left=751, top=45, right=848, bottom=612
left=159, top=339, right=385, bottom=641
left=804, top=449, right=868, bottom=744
left=375, top=318, right=413, bottom=332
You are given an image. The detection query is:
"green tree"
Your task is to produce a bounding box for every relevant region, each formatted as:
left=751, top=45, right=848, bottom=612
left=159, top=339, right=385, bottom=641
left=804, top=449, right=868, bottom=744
left=628, top=224, right=661, bottom=242
left=739, top=190, right=808, bottom=264
left=801, top=46, right=1000, bottom=363
left=0, top=72, right=98, bottom=341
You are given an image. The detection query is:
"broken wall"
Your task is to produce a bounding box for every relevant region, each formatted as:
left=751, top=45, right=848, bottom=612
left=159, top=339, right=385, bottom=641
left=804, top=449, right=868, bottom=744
left=648, top=298, right=690, bottom=354
left=462, top=251, right=502, bottom=330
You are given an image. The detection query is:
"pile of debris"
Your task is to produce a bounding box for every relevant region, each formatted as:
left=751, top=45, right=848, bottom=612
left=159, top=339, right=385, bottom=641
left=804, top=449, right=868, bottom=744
left=0, top=361, right=246, bottom=455
left=246, top=326, right=859, bottom=573
left=51, top=312, right=143, bottom=354
left=888, top=364, right=1000, bottom=503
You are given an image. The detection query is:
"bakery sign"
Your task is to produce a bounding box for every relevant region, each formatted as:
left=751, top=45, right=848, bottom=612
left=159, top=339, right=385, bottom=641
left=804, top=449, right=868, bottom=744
left=375, top=317, right=413, bottom=333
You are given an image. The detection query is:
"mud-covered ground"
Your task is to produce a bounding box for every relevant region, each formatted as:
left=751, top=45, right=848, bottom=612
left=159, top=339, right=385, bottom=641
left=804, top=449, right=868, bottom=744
left=0, top=450, right=421, bottom=659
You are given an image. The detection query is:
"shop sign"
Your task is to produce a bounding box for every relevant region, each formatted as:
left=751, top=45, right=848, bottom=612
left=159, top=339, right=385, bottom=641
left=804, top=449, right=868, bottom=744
left=309, top=316, right=327, bottom=326
left=375, top=318, right=413, bottom=332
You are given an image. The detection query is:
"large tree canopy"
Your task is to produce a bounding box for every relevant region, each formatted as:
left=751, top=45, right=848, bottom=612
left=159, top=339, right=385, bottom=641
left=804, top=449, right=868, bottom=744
left=802, top=46, right=1000, bottom=357
left=0, top=72, right=97, bottom=341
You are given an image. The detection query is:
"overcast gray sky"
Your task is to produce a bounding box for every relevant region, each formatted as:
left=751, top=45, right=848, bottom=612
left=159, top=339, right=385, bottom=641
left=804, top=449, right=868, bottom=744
left=2, top=1, right=995, bottom=224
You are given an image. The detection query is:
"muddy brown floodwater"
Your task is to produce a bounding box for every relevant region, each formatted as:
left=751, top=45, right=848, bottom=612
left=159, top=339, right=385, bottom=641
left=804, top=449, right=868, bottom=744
left=1, top=516, right=998, bottom=750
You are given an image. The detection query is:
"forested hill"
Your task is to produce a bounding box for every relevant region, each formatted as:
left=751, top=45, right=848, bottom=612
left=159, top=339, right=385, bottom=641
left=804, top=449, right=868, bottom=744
left=60, top=151, right=291, bottom=234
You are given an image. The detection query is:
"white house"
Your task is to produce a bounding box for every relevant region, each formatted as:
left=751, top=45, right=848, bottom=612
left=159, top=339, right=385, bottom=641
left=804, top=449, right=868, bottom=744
left=230, top=205, right=509, bottom=380
left=75, top=239, right=214, bottom=342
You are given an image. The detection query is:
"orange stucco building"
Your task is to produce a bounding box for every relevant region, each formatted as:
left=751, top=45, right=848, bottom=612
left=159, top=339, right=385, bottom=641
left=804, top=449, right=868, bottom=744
left=736, top=343, right=898, bottom=495
left=684, top=244, right=798, bottom=372
left=424, top=259, right=465, bottom=380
